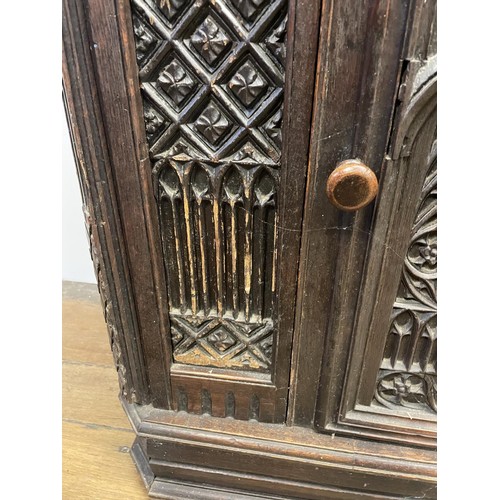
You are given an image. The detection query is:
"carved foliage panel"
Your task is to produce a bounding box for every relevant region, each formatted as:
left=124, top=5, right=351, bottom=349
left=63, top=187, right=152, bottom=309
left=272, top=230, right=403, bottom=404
left=131, top=1, right=287, bottom=372
left=376, top=146, right=437, bottom=413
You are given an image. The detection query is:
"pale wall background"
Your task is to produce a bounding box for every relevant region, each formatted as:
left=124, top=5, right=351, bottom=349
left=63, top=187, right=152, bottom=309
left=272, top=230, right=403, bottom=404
left=62, top=102, right=97, bottom=284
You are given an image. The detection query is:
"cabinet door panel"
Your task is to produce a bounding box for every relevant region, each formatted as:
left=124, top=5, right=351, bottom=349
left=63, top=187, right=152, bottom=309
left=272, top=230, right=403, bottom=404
left=293, top=0, right=437, bottom=446
left=327, top=62, right=437, bottom=446
left=288, top=0, right=412, bottom=427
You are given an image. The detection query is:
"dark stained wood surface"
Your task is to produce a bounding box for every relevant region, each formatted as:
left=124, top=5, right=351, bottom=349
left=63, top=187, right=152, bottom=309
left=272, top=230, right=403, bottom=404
left=128, top=0, right=323, bottom=422
left=84, top=0, right=172, bottom=408
left=288, top=0, right=412, bottom=428
left=125, top=399, right=436, bottom=498
left=63, top=0, right=151, bottom=405
left=65, top=0, right=323, bottom=424
left=311, top=0, right=438, bottom=447
left=272, top=0, right=322, bottom=419
left=63, top=0, right=437, bottom=496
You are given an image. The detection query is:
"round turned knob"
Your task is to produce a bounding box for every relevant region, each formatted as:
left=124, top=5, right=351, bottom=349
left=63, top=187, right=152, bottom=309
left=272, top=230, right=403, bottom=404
left=326, top=159, right=378, bottom=211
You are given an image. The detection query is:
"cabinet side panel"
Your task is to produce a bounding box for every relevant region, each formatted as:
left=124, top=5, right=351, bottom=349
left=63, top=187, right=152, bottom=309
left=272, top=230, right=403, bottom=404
left=62, top=0, right=151, bottom=403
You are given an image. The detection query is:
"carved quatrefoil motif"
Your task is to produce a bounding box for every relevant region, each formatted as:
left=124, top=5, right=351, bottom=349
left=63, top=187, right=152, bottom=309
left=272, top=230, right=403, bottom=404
left=195, top=102, right=232, bottom=144
left=231, top=0, right=266, bottom=21
left=191, top=16, right=232, bottom=66
left=133, top=18, right=158, bottom=63
left=265, top=17, right=287, bottom=65
left=259, top=336, right=273, bottom=359
left=207, top=328, right=237, bottom=353
left=157, top=60, right=197, bottom=105
left=376, top=371, right=437, bottom=413
left=229, top=61, right=268, bottom=107
left=157, top=0, right=191, bottom=22
left=408, top=232, right=437, bottom=273
left=143, top=105, right=167, bottom=140
left=263, top=108, right=282, bottom=147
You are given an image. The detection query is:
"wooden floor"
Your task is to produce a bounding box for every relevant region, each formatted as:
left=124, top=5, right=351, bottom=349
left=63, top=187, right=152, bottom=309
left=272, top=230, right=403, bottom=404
left=63, top=281, right=148, bottom=499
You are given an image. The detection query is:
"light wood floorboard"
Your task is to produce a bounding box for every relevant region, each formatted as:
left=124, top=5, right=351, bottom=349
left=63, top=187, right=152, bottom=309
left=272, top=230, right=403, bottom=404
left=63, top=281, right=148, bottom=499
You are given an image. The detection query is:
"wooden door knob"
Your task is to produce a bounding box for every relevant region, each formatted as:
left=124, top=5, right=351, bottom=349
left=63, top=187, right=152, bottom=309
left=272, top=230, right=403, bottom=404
left=326, top=159, right=378, bottom=211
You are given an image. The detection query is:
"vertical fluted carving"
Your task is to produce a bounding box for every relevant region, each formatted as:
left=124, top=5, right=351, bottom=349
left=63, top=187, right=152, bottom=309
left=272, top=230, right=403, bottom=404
left=155, top=161, right=277, bottom=371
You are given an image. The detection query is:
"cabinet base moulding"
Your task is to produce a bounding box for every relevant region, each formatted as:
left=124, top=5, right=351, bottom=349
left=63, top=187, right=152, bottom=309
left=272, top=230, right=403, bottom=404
left=123, top=399, right=436, bottom=499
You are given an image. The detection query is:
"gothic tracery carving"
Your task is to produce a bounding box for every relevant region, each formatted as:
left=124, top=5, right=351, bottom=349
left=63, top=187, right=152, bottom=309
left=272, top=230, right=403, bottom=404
left=375, top=65, right=437, bottom=413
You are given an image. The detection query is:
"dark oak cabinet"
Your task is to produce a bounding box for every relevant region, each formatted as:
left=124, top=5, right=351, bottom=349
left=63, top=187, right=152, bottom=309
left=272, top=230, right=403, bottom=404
left=63, top=0, right=437, bottom=497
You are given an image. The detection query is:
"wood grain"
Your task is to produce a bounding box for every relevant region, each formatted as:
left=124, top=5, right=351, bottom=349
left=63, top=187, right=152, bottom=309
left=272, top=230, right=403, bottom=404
left=62, top=300, right=112, bottom=366
left=63, top=363, right=131, bottom=430
left=62, top=282, right=146, bottom=499
left=288, top=0, right=411, bottom=427
left=62, top=0, right=439, bottom=494
left=63, top=0, right=151, bottom=405
left=311, top=0, right=438, bottom=447
left=85, top=0, right=171, bottom=408
left=63, top=422, right=146, bottom=500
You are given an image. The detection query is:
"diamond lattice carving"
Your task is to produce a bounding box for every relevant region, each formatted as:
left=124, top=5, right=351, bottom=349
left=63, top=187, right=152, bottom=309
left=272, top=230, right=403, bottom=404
left=132, top=0, right=287, bottom=165
left=170, top=315, right=274, bottom=371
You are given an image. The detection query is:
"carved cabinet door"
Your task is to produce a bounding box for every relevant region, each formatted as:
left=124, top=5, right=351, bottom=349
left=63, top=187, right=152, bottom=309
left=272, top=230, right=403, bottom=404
left=288, top=0, right=437, bottom=447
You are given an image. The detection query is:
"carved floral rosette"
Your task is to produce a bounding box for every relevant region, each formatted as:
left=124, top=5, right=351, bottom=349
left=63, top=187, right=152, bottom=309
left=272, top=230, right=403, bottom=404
left=376, top=370, right=436, bottom=413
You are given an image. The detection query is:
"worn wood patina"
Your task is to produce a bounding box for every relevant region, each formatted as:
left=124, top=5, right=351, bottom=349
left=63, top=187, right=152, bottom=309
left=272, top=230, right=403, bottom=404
left=63, top=0, right=437, bottom=497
